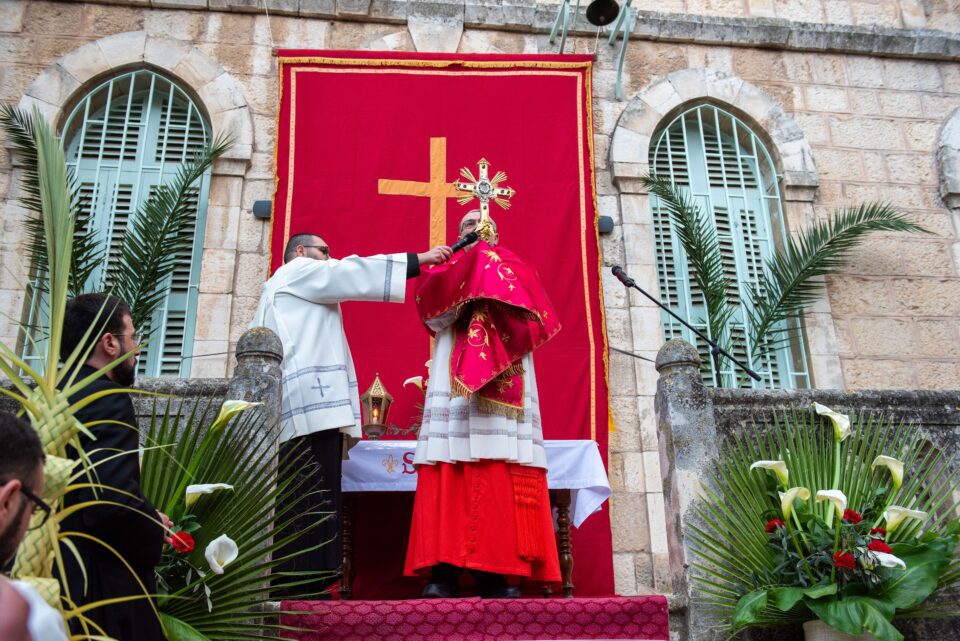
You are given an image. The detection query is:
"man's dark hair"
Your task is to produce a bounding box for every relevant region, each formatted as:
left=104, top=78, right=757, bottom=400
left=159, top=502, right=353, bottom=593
left=0, top=413, right=44, bottom=490
left=60, top=293, right=131, bottom=363
left=284, top=232, right=323, bottom=264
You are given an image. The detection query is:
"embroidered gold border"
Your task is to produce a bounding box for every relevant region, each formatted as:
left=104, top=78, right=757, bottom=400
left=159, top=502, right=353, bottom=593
left=276, top=58, right=601, bottom=440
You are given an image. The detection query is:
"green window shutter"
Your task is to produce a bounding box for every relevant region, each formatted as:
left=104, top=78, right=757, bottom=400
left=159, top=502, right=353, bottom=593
left=23, top=70, right=210, bottom=378
left=649, top=105, right=810, bottom=389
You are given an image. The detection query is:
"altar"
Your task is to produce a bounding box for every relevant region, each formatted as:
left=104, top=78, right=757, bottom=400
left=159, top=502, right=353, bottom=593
left=340, top=440, right=611, bottom=598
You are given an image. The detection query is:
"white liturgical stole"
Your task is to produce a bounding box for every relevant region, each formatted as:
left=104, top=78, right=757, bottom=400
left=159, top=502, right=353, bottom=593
left=251, top=254, right=408, bottom=442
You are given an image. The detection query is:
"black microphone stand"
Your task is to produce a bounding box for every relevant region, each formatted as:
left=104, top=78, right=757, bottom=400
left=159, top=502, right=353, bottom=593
left=611, top=266, right=761, bottom=384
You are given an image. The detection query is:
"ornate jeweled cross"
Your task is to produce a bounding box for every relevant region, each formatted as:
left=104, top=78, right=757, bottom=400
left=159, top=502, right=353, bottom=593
left=455, top=158, right=516, bottom=242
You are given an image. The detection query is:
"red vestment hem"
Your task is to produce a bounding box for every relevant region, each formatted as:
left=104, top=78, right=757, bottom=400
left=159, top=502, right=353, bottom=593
left=404, top=461, right=561, bottom=582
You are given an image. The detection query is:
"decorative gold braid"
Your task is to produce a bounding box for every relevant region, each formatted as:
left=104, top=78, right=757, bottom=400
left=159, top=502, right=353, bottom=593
left=476, top=395, right=524, bottom=421
left=450, top=378, right=474, bottom=401
left=279, top=57, right=592, bottom=71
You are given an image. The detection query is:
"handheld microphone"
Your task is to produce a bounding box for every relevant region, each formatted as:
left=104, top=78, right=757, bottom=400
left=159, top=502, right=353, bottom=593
left=611, top=265, right=636, bottom=288
left=450, top=231, right=479, bottom=254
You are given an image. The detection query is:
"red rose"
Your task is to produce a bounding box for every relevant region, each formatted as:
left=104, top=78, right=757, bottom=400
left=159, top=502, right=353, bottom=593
left=868, top=540, right=893, bottom=554
left=833, top=551, right=856, bottom=570
left=171, top=531, right=195, bottom=553
left=842, top=509, right=862, bottom=524
left=765, top=519, right=785, bottom=533
left=870, top=527, right=887, bottom=537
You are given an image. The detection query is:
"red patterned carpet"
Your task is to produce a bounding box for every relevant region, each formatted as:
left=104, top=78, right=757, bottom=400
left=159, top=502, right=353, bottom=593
left=280, top=596, right=669, bottom=641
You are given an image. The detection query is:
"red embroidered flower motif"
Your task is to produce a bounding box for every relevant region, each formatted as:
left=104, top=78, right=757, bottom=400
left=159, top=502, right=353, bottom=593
left=765, top=519, right=785, bottom=533
left=870, top=527, right=887, bottom=537
left=171, top=531, right=195, bottom=553
left=842, top=509, right=862, bottom=524
left=868, top=540, right=893, bottom=554
left=833, top=551, right=856, bottom=570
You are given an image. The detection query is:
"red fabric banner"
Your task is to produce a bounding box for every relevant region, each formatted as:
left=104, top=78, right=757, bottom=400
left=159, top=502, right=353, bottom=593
left=274, top=51, right=613, bottom=596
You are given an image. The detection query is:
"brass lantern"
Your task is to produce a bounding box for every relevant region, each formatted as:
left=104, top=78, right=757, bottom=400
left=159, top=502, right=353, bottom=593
left=360, top=373, right=393, bottom=439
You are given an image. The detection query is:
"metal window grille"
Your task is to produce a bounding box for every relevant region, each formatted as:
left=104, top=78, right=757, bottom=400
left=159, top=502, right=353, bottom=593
left=23, top=70, right=211, bottom=377
left=648, top=104, right=810, bottom=389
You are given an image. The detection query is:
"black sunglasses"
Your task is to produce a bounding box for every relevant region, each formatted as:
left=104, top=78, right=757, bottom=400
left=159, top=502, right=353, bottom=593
left=1, top=480, right=52, bottom=530
left=301, top=244, right=330, bottom=256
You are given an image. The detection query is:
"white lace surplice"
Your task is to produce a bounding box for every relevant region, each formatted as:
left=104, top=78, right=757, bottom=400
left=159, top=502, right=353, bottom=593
left=414, top=309, right=547, bottom=469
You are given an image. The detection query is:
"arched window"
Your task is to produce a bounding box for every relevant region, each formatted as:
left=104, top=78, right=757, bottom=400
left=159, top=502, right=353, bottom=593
left=36, top=69, right=210, bottom=377
left=649, top=104, right=809, bottom=388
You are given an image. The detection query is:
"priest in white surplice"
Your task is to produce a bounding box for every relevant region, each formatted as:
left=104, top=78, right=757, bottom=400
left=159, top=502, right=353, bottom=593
left=252, top=232, right=451, bottom=596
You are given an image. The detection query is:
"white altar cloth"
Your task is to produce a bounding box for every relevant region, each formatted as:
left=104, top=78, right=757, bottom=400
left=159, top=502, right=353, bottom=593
left=343, top=439, right=610, bottom=528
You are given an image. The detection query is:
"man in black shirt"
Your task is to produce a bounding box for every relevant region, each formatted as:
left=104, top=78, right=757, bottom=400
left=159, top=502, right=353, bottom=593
left=57, top=293, right=167, bottom=641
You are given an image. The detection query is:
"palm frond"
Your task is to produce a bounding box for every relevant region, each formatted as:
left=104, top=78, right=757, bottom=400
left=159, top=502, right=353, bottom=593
left=643, top=174, right=737, bottom=370
left=746, top=204, right=928, bottom=359
left=110, top=135, right=231, bottom=331
left=0, top=105, right=104, bottom=299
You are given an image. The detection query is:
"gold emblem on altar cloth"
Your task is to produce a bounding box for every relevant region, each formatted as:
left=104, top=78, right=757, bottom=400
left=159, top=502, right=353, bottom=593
left=456, top=158, right=515, bottom=242
left=382, top=454, right=400, bottom=474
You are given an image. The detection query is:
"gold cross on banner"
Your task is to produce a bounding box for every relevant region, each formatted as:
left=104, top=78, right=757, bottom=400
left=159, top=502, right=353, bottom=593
left=378, top=137, right=460, bottom=248
left=455, top=158, right=515, bottom=241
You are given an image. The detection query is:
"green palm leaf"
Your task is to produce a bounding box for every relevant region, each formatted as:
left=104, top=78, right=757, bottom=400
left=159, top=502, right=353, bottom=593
left=746, top=204, right=928, bottom=359
left=0, top=105, right=103, bottom=302
left=109, top=135, right=231, bottom=332
left=643, top=173, right=737, bottom=357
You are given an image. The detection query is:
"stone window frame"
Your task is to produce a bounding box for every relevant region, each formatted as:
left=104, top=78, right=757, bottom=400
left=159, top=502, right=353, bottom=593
left=2, top=31, right=254, bottom=371
left=938, top=107, right=960, bottom=280
left=609, top=68, right=844, bottom=390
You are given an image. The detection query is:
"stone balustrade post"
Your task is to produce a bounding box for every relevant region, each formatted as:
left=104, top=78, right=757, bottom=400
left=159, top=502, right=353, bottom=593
left=227, top=326, right=284, bottom=437
left=226, top=326, right=283, bottom=590
left=654, top=339, right=722, bottom=641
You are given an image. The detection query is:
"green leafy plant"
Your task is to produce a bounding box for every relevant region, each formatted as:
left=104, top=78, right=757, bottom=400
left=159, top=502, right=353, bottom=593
left=141, top=398, right=329, bottom=641
left=643, top=174, right=928, bottom=387
left=0, top=106, right=322, bottom=641
left=689, top=404, right=960, bottom=641
left=0, top=106, right=157, bottom=635
left=0, top=104, right=230, bottom=335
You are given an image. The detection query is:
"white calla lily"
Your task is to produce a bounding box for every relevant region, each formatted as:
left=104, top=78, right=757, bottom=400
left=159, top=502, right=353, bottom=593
left=403, top=376, right=424, bottom=391
left=812, top=403, right=851, bottom=442
left=883, top=506, right=928, bottom=532
left=872, top=455, right=904, bottom=490
left=185, top=483, right=234, bottom=507
left=212, top=400, right=263, bottom=431
left=204, top=534, right=239, bottom=575
left=873, top=551, right=907, bottom=569
left=815, top=490, right=848, bottom=518
left=750, top=460, right=789, bottom=486
left=779, top=487, right=811, bottom=521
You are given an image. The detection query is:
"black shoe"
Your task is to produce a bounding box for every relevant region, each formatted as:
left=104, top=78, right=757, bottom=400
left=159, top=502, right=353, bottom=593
left=422, top=581, right=458, bottom=598
left=482, top=585, right=521, bottom=599
left=422, top=563, right=462, bottom=598
left=474, top=570, right=520, bottom=598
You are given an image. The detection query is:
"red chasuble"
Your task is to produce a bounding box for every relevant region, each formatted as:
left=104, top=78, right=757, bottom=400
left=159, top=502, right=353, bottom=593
left=415, top=240, right=561, bottom=418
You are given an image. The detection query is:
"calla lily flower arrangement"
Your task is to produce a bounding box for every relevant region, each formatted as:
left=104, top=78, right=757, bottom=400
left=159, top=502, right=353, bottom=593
left=689, top=405, right=960, bottom=641
left=142, top=398, right=328, bottom=640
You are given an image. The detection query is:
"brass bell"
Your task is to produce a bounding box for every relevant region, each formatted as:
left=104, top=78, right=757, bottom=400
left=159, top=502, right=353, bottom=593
left=585, top=0, right=620, bottom=27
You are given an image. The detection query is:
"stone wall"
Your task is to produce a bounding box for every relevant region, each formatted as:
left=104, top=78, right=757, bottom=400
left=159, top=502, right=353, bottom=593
left=1, top=0, right=960, bottom=599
